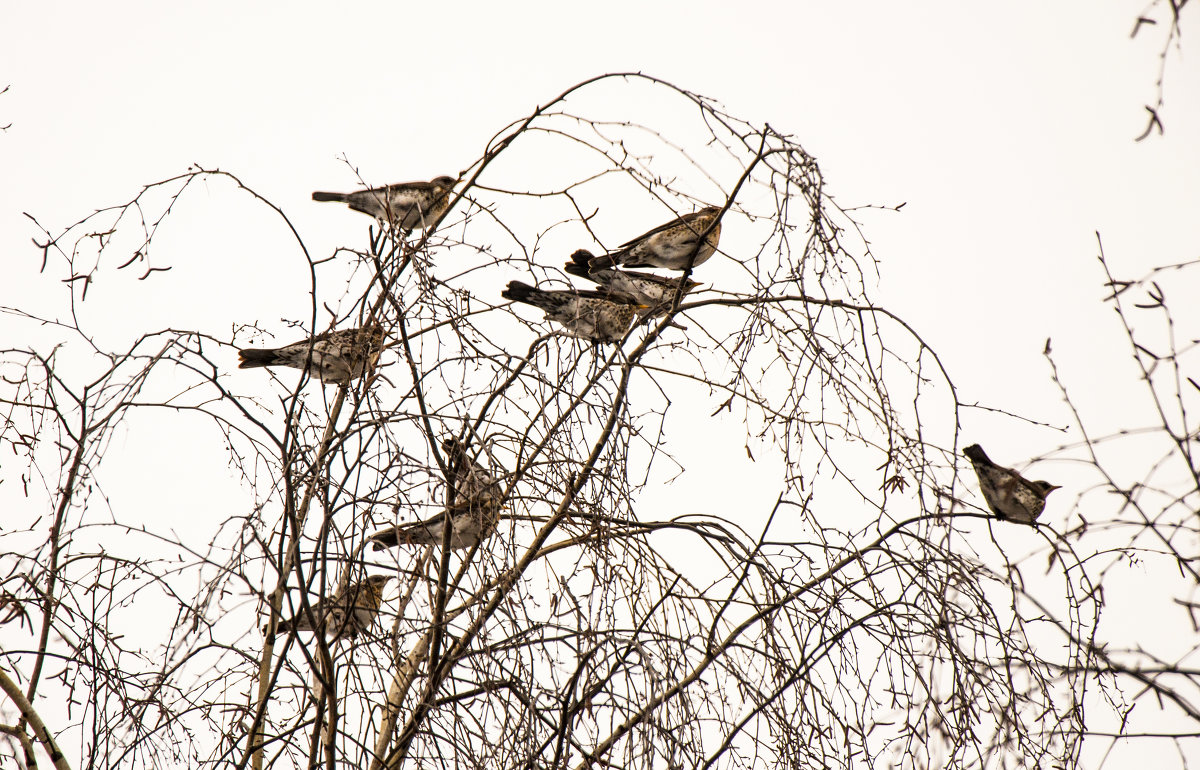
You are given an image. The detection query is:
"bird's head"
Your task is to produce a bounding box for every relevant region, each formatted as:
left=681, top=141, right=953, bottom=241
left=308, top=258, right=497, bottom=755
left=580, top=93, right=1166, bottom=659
left=962, top=444, right=990, bottom=465
left=358, top=575, right=394, bottom=608
left=442, top=436, right=472, bottom=464
left=431, top=175, right=457, bottom=189
left=1031, top=480, right=1061, bottom=496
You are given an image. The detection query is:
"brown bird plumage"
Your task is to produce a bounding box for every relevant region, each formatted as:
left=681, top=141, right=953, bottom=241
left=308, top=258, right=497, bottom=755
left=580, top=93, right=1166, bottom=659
left=963, top=444, right=1060, bottom=524
left=370, top=438, right=505, bottom=551
left=501, top=281, right=644, bottom=343
left=565, top=249, right=701, bottom=319
left=237, top=326, right=384, bottom=384
left=312, top=175, right=457, bottom=230
left=271, top=574, right=393, bottom=641
left=587, top=206, right=723, bottom=272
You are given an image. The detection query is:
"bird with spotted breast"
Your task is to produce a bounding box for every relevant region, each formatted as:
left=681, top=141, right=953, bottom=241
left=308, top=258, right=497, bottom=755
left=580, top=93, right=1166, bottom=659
left=269, top=574, right=393, bottom=641
left=565, top=249, right=701, bottom=319
left=370, top=437, right=505, bottom=551
left=501, top=281, right=646, bottom=343
left=587, top=206, right=722, bottom=272
left=312, top=175, right=457, bottom=230
left=237, top=325, right=384, bottom=384
left=963, top=444, right=1060, bottom=524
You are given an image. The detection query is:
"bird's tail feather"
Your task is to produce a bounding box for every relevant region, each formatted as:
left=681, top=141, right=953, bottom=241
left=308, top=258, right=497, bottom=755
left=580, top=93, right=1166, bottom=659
left=370, top=524, right=437, bottom=550
left=564, top=249, right=594, bottom=279
left=587, top=252, right=620, bottom=272
left=501, top=281, right=545, bottom=308
left=265, top=615, right=295, bottom=637
left=370, top=527, right=400, bottom=550
left=962, top=444, right=993, bottom=466
left=312, top=191, right=348, bottom=203
left=238, top=348, right=279, bottom=369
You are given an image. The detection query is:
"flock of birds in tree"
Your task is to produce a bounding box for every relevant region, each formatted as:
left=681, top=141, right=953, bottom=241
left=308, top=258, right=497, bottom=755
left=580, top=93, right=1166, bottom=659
left=238, top=174, right=1061, bottom=642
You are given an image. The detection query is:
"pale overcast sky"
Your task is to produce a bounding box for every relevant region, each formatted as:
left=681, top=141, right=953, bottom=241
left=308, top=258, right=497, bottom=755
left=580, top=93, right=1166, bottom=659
left=5, top=1, right=1197, bottom=422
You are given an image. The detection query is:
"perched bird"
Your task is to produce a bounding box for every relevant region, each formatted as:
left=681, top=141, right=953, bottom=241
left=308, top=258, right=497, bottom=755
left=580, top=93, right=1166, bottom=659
left=565, top=249, right=701, bottom=319
left=238, top=326, right=384, bottom=384
left=501, top=281, right=645, bottom=343
left=963, top=444, right=1060, bottom=524
left=312, top=175, right=457, bottom=230
left=371, top=437, right=505, bottom=551
left=587, top=206, right=723, bottom=272
left=271, top=574, right=393, bottom=641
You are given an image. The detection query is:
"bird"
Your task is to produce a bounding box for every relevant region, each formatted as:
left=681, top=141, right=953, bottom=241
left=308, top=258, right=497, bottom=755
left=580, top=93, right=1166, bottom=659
left=237, top=326, right=384, bottom=384
left=587, top=206, right=723, bottom=272
left=312, top=175, right=457, bottom=230
left=565, top=249, right=701, bottom=319
left=500, top=281, right=645, bottom=343
left=963, top=444, right=1060, bottom=524
left=270, top=574, right=393, bottom=641
left=370, top=437, right=505, bottom=551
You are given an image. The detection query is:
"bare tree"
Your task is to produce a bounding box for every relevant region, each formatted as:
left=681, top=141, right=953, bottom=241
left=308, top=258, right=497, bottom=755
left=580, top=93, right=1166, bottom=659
left=1038, top=245, right=1200, bottom=759
left=2, top=73, right=1197, bottom=770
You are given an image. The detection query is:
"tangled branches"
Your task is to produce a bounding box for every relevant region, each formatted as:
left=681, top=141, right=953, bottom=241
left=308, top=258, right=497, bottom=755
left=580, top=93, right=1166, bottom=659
left=2, top=74, right=1196, bottom=770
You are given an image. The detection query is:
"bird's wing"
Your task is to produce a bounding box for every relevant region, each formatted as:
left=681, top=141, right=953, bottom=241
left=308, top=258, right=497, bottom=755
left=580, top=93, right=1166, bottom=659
left=282, top=327, right=345, bottom=348
left=382, top=180, right=435, bottom=194
left=369, top=512, right=451, bottom=549
left=570, top=288, right=645, bottom=305
left=617, top=212, right=696, bottom=249
left=564, top=252, right=601, bottom=281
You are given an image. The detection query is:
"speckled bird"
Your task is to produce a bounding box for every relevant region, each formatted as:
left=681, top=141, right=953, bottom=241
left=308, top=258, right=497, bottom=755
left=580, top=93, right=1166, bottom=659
left=565, top=249, right=701, bottom=319
left=963, top=444, right=1060, bottom=524
left=237, top=326, right=384, bottom=384
left=501, top=281, right=644, bottom=343
left=271, top=574, right=392, bottom=641
left=371, top=438, right=505, bottom=551
left=312, top=175, right=457, bottom=229
left=587, top=206, right=722, bottom=272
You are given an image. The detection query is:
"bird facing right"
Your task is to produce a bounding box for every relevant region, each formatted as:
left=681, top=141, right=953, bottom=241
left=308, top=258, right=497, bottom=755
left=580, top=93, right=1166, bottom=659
left=370, top=437, right=505, bottom=551
left=270, top=574, right=393, bottom=641
left=587, top=206, right=723, bottom=272
left=312, top=175, right=457, bottom=230
left=963, top=443, right=1060, bottom=524
left=565, top=249, right=701, bottom=319
left=237, top=326, right=384, bottom=385
left=501, top=281, right=645, bottom=343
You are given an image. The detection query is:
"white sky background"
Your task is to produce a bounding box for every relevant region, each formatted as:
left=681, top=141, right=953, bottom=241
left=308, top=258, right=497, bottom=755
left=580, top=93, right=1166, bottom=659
left=3, top=1, right=1200, bottom=767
